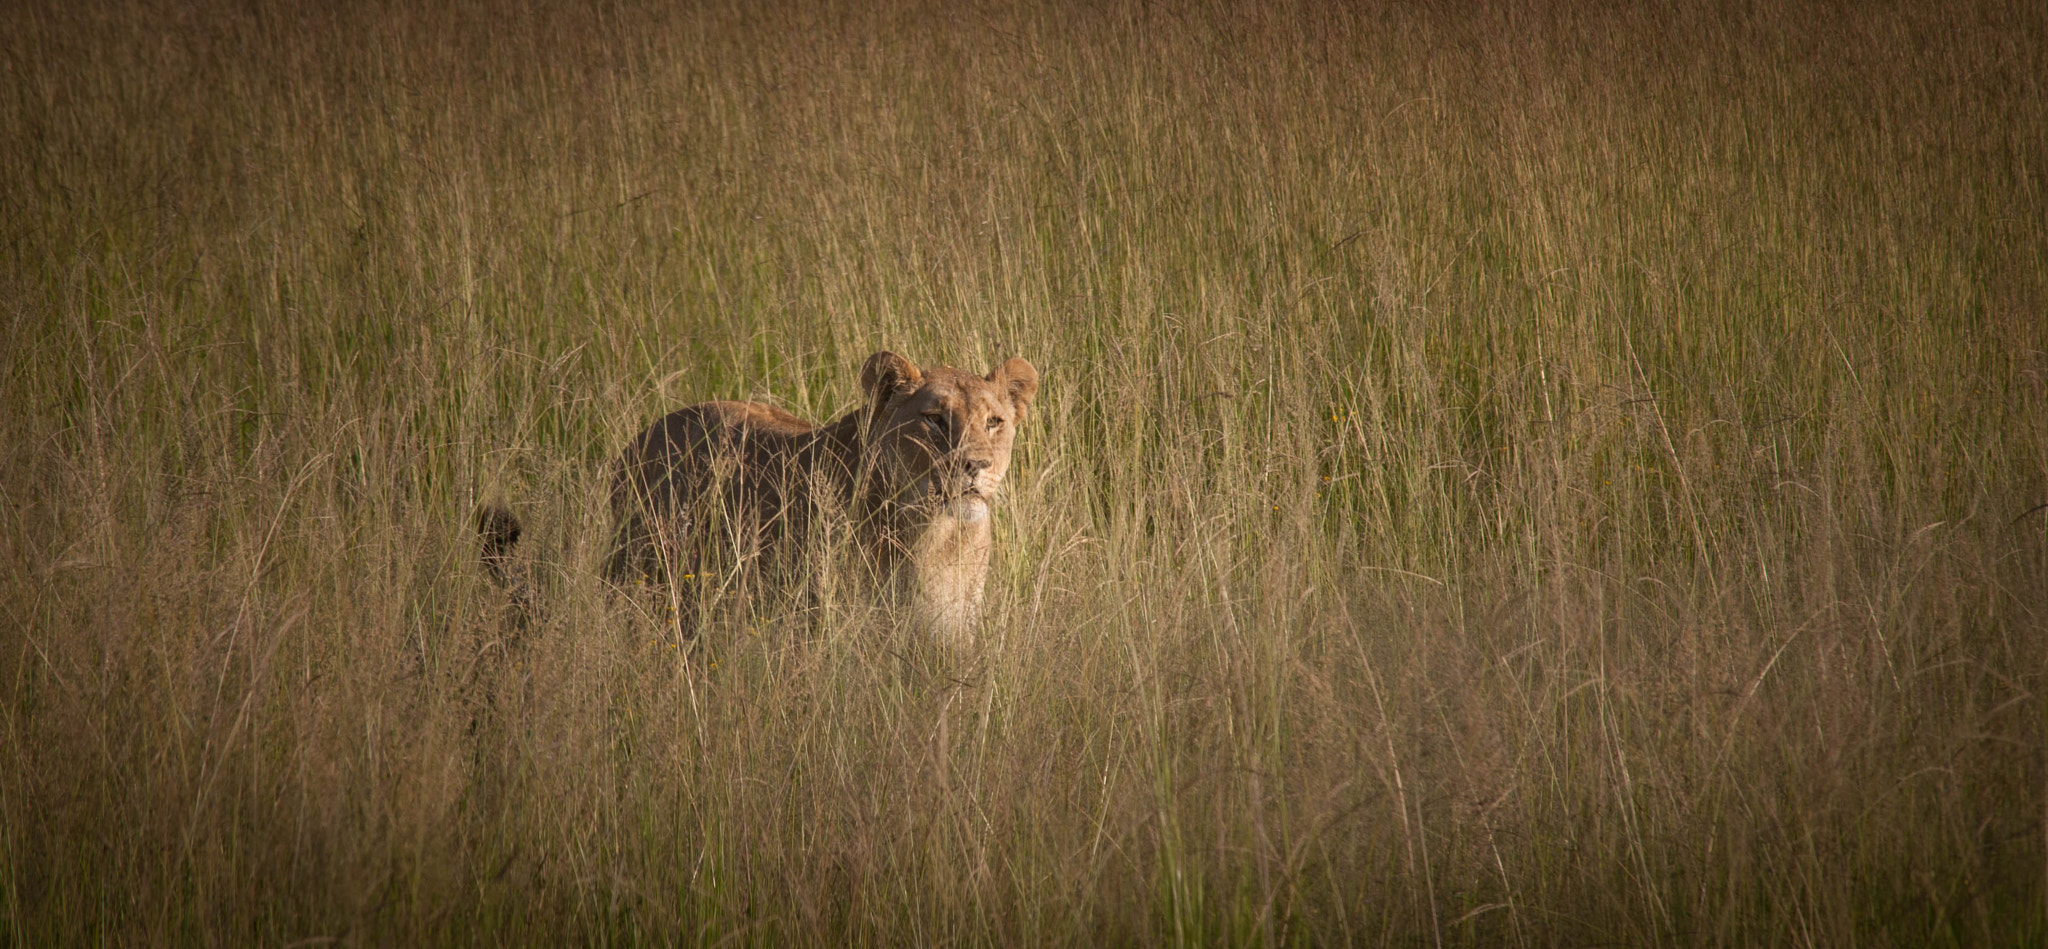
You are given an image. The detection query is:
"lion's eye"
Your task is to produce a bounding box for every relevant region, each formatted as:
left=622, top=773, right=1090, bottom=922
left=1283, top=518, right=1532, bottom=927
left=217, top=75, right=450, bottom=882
left=986, top=416, right=1003, bottom=432
left=924, top=414, right=946, bottom=434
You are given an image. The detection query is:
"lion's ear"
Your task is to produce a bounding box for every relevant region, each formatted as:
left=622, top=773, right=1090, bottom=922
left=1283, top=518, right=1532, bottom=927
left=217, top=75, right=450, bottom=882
left=989, top=357, right=1038, bottom=412
left=860, top=351, right=922, bottom=406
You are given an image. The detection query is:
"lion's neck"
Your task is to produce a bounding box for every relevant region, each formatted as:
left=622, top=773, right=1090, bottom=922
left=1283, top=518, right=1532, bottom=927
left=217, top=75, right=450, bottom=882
left=904, top=501, right=995, bottom=645
left=790, top=411, right=864, bottom=507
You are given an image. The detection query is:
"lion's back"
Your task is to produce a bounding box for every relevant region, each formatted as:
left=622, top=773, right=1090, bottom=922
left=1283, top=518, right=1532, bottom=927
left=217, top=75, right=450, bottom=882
left=615, top=400, right=814, bottom=498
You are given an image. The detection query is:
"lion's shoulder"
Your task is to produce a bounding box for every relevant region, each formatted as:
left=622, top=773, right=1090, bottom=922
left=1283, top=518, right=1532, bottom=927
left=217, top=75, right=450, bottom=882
left=632, top=400, right=816, bottom=452
left=688, top=400, right=817, bottom=437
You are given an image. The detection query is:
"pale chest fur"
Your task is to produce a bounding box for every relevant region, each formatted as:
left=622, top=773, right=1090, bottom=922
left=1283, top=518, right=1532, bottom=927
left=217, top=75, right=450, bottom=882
left=901, top=499, right=996, bottom=646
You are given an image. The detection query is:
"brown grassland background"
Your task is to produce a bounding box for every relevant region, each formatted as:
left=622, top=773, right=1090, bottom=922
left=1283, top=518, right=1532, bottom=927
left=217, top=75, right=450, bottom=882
left=5, top=0, right=2048, bottom=944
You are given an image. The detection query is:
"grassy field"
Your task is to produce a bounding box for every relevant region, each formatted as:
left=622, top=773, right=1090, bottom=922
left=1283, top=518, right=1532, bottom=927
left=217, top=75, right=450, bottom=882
left=5, top=0, right=2047, bottom=944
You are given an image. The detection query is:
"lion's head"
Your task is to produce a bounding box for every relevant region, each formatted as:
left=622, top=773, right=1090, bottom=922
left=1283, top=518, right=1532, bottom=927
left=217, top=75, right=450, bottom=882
left=857, top=351, right=1039, bottom=523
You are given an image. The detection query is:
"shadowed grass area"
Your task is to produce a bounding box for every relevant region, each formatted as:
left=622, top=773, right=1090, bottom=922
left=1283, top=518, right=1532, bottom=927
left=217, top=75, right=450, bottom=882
left=5, top=0, right=2046, bottom=944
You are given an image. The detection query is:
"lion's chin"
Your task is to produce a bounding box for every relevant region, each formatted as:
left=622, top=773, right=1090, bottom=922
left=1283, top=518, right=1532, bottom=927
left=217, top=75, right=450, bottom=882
left=945, top=495, right=990, bottom=523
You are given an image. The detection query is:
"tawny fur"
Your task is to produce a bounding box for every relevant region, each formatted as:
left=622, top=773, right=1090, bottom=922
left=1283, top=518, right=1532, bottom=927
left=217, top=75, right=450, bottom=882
left=598, top=350, right=1038, bottom=645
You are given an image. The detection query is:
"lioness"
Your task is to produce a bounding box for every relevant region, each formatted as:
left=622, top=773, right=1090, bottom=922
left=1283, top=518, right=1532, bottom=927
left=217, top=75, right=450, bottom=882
left=598, top=350, right=1037, bottom=645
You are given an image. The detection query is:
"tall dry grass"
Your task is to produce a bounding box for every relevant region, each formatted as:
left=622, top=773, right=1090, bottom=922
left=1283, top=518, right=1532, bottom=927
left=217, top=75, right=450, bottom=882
left=4, top=0, right=2046, bottom=944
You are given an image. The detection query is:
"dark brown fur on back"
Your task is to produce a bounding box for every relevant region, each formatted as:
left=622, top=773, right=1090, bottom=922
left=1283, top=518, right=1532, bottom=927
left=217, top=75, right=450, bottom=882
left=602, top=400, right=865, bottom=591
